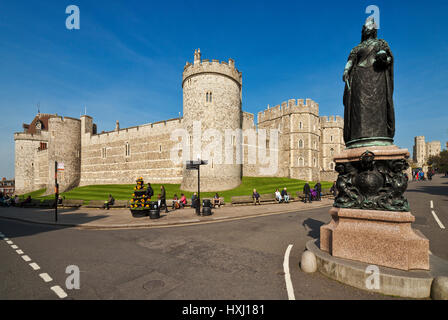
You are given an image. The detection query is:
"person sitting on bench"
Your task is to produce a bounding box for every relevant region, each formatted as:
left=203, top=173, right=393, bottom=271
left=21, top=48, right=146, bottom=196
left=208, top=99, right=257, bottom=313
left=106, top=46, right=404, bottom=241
left=275, top=189, right=283, bottom=203
left=103, top=194, right=115, bottom=210
left=281, top=187, right=289, bottom=203
left=213, top=193, right=221, bottom=208
left=252, top=189, right=261, bottom=205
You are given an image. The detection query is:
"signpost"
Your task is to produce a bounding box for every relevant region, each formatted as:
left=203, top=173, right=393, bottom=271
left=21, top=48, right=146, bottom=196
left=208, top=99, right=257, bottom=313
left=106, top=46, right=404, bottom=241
left=186, top=159, right=208, bottom=215
left=55, top=162, right=64, bottom=222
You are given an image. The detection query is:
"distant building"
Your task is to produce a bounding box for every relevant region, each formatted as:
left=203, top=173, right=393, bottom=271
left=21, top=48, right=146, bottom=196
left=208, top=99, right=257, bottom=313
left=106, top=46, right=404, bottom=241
left=413, top=136, right=441, bottom=167
left=0, top=178, right=15, bottom=196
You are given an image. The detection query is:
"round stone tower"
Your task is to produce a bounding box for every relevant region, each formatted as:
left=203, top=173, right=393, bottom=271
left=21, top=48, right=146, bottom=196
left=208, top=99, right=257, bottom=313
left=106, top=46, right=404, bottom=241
left=181, top=49, right=243, bottom=192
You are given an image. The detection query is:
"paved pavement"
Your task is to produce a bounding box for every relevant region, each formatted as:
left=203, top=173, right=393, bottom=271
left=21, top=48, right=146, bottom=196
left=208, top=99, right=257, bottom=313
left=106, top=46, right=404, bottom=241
left=0, top=198, right=334, bottom=229
left=0, top=174, right=446, bottom=300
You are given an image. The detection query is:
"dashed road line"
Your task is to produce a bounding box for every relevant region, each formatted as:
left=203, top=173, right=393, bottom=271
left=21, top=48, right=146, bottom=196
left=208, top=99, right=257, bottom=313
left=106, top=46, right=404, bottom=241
left=283, top=244, right=295, bottom=300
left=50, top=286, right=68, bottom=299
left=29, top=262, right=41, bottom=270
left=431, top=210, right=445, bottom=229
left=430, top=200, right=434, bottom=209
left=39, top=273, right=53, bottom=283
left=1, top=231, right=68, bottom=299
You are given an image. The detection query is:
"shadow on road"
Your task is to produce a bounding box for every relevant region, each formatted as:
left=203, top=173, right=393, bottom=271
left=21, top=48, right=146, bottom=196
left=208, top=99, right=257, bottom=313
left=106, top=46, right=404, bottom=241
left=406, top=185, right=448, bottom=197
left=0, top=207, right=108, bottom=239
left=301, top=218, right=325, bottom=240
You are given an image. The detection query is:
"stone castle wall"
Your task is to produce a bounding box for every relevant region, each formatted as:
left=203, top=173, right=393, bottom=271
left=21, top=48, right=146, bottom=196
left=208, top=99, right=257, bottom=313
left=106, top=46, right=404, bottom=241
left=79, top=117, right=183, bottom=186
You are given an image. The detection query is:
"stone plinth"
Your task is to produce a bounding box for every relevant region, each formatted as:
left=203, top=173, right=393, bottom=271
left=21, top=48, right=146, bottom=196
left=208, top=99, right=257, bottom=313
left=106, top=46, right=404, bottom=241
left=321, top=207, right=429, bottom=271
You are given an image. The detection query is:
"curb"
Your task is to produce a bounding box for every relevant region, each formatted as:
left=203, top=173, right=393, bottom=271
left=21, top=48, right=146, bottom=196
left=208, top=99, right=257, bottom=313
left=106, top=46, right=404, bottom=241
left=306, top=239, right=448, bottom=299
left=0, top=203, right=332, bottom=230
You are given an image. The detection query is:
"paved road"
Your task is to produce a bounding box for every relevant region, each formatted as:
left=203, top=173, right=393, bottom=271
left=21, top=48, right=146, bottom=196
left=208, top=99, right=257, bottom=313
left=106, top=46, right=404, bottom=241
left=0, top=175, right=446, bottom=300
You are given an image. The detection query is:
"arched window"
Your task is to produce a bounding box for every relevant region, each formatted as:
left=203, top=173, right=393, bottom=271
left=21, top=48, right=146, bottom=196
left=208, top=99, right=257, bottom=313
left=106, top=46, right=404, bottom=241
left=313, top=158, right=317, bottom=167
left=209, top=92, right=212, bottom=103
left=206, top=91, right=213, bottom=103
left=330, top=135, right=333, bottom=142
left=299, top=122, right=303, bottom=129
left=330, top=162, right=335, bottom=170
left=298, top=139, right=303, bottom=148
left=206, top=92, right=209, bottom=102
left=330, top=148, right=334, bottom=156
left=298, top=157, right=304, bottom=166
left=125, top=142, right=130, bottom=157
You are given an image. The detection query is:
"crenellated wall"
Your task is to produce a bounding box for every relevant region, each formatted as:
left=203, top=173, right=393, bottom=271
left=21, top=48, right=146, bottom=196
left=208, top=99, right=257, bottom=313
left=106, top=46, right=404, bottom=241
left=79, top=117, right=183, bottom=186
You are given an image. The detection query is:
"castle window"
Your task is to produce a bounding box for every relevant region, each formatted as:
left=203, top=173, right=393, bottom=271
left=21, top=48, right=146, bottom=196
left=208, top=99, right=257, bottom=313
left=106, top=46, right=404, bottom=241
left=314, top=158, right=317, bottom=167
left=299, top=122, right=303, bottom=129
left=330, top=135, right=333, bottom=142
left=298, top=139, right=303, bottom=148
left=159, top=145, right=162, bottom=153
left=206, top=91, right=213, bottom=103
left=125, top=142, right=130, bottom=157
left=298, top=157, right=304, bottom=166
left=330, top=162, right=335, bottom=170
left=330, top=148, right=334, bottom=156
left=101, top=147, right=107, bottom=159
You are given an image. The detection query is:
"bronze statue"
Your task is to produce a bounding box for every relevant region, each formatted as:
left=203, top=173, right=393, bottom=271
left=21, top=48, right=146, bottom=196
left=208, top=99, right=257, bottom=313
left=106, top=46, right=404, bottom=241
left=343, top=17, right=395, bottom=148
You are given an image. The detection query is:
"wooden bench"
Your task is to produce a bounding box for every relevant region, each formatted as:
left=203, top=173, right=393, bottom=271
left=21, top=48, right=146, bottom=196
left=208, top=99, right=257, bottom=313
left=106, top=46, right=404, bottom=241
left=259, top=193, right=277, bottom=204
left=39, top=199, right=56, bottom=208
left=202, top=197, right=225, bottom=207
left=61, top=199, right=84, bottom=208
left=84, top=200, right=107, bottom=208
left=296, top=191, right=306, bottom=202
left=22, top=199, right=42, bottom=208
left=231, top=195, right=253, bottom=205
left=110, top=200, right=129, bottom=208
left=275, top=192, right=295, bottom=203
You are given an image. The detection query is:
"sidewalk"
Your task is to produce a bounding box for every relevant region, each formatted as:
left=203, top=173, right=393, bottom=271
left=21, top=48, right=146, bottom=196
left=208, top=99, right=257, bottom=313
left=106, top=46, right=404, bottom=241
left=0, top=199, right=333, bottom=229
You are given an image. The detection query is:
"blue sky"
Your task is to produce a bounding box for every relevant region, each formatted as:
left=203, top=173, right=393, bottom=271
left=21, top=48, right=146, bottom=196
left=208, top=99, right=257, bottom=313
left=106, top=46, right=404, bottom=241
left=1, top=0, right=447, bottom=178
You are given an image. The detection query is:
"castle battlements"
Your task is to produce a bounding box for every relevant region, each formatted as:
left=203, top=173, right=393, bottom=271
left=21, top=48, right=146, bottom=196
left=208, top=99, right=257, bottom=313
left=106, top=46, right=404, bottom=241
left=182, top=49, right=242, bottom=87
left=85, top=117, right=183, bottom=141
left=320, top=115, right=344, bottom=128
left=257, top=98, right=319, bottom=123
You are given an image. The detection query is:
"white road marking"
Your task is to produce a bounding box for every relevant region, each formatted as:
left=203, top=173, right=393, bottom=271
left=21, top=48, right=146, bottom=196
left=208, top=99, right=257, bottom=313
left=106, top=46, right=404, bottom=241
left=283, top=244, right=296, bottom=300
left=6, top=240, right=13, bottom=244
left=50, top=286, right=68, bottom=299
left=4, top=238, right=9, bottom=241
left=11, top=245, right=18, bottom=249
left=29, top=263, right=40, bottom=270
left=429, top=250, right=433, bottom=255
left=39, top=273, right=53, bottom=283
left=430, top=200, right=434, bottom=209
left=22, top=255, right=31, bottom=262
left=431, top=210, right=445, bottom=229
left=16, top=249, right=24, bottom=254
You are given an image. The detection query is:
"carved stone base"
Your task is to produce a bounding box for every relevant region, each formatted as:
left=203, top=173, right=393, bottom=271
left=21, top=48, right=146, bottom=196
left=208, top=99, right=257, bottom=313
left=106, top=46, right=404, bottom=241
left=320, top=207, right=429, bottom=271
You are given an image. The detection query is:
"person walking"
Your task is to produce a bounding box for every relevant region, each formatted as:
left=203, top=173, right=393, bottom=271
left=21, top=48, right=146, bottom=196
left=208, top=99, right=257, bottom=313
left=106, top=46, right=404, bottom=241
left=146, top=182, right=154, bottom=199
left=314, top=181, right=322, bottom=201
left=303, top=182, right=312, bottom=203
left=160, top=185, right=168, bottom=213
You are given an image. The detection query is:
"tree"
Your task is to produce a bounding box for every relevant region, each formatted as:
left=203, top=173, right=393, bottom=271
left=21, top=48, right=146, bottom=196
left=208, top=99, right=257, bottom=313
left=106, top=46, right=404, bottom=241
left=427, top=150, right=448, bottom=173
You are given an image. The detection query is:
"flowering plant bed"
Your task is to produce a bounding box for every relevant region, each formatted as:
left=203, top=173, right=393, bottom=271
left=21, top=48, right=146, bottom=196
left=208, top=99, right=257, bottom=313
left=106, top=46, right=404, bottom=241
left=129, top=177, right=152, bottom=217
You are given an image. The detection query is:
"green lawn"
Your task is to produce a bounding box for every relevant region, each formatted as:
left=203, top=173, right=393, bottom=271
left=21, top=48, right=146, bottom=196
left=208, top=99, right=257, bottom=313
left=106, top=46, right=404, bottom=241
left=30, top=177, right=332, bottom=203
left=18, top=188, right=46, bottom=200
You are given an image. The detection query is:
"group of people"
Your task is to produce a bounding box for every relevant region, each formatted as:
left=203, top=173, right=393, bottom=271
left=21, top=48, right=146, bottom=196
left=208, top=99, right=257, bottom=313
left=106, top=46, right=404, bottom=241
left=190, top=192, right=222, bottom=209
left=302, top=182, right=322, bottom=203
left=251, top=181, right=329, bottom=205
left=413, top=169, right=436, bottom=181
left=0, top=193, right=21, bottom=207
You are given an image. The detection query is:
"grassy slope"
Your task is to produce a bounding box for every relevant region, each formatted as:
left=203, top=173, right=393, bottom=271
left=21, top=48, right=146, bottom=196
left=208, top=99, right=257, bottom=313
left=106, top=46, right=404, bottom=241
left=18, top=188, right=47, bottom=200
left=35, top=177, right=332, bottom=202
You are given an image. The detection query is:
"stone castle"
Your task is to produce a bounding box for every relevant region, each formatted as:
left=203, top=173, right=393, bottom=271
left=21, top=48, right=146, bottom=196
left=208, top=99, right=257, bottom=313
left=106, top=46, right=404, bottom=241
left=14, top=49, right=344, bottom=195
left=413, top=136, right=441, bottom=168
